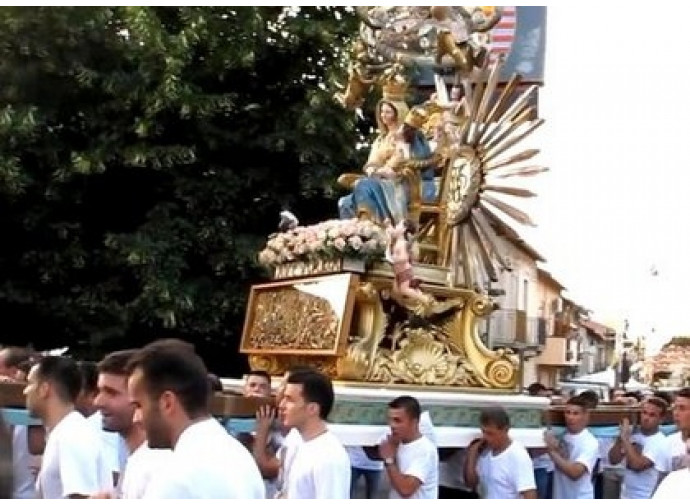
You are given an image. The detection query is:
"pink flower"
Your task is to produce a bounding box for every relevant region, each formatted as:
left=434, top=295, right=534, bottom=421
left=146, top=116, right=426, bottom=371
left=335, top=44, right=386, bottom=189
left=341, top=224, right=357, bottom=237
left=333, top=237, right=347, bottom=251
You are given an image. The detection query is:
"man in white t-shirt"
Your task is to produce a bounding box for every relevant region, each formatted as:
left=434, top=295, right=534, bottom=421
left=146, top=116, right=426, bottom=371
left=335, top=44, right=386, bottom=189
left=464, top=405, right=537, bottom=499
left=277, top=368, right=350, bottom=499
left=92, top=349, right=171, bottom=498
left=244, top=370, right=272, bottom=398
left=126, top=339, right=264, bottom=499
left=23, top=356, right=112, bottom=498
left=545, top=395, right=600, bottom=499
left=76, top=360, right=129, bottom=489
left=369, top=395, right=439, bottom=499
left=668, top=388, right=690, bottom=471
left=609, top=397, right=670, bottom=498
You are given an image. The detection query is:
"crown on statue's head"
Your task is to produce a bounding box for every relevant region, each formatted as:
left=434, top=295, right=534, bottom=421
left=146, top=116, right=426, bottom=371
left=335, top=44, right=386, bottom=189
left=380, top=74, right=408, bottom=102
left=404, top=107, right=428, bottom=130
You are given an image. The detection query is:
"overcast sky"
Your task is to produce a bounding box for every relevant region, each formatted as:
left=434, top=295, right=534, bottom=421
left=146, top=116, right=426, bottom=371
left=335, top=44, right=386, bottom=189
left=514, top=3, right=690, bottom=355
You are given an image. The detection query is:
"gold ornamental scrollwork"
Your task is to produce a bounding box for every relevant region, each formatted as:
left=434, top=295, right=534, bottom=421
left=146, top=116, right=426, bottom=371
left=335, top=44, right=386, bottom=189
left=248, top=355, right=282, bottom=376
left=336, top=282, right=518, bottom=389
left=243, top=265, right=519, bottom=390
left=484, top=354, right=519, bottom=389
left=459, top=291, right=518, bottom=389
left=250, top=355, right=338, bottom=378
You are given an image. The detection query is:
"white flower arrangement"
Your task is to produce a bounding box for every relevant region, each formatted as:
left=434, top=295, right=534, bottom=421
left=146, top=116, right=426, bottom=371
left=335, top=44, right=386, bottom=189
left=258, top=218, right=388, bottom=267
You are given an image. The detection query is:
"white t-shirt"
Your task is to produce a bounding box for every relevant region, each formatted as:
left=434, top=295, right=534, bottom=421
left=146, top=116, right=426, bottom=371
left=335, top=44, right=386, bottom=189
left=144, top=417, right=264, bottom=499
left=347, top=446, right=384, bottom=471
left=389, top=435, right=439, bottom=499
left=552, top=429, right=600, bottom=499
left=284, top=430, right=351, bottom=499
left=275, top=428, right=302, bottom=498
left=10, top=425, right=37, bottom=499
left=621, top=431, right=669, bottom=499
left=119, top=442, right=171, bottom=499
left=87, top=411, right=129, bottom=487
left=476, top=441, right=536, bottom=499
left=667, top=432, right=689, bottom=472
left=419, top=411, right=438, bottom=446
left=653, top=467, right=690, bottom=499
left=37, top=410, right=112, bottom=499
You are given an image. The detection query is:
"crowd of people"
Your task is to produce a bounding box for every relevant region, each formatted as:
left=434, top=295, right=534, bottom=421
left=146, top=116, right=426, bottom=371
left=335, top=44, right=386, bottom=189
left=1, top=343, right=689, bottom=499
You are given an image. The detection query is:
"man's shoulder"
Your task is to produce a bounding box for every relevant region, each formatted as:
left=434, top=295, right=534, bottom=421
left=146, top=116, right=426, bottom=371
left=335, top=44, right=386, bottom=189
left=403, top=435, right=438, bottom=460
left=507, top=440, right=532, bottom=459
left=53, top=413, right=100, bottom=446
left=578, top=429, right=599, bottom=446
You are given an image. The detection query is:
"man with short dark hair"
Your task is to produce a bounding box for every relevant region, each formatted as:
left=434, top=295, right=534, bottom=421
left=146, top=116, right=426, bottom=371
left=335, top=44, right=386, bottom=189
left=465, top=406, right=537, bottom=498
left=277, top=369, right=350, bottom=498
left=544, top=395, right=600, bottom=499
left=23, top=356, right=111, bottom=498
left=244, top=370, right=272, bottom=398
left=653, top=394, right=690, bottom=498
left=609, top=397, right=670, bottom=498
left=127, top=339, right=264, bottom=498
left=668, top=387, right=690, bottom=471
left=94, top=349, right=170, bottom=498
left=78, top=359, right=127, bottom=489
left=375, top=395, right=438, bottom=499
left=252, top=366, right=310, bottom=498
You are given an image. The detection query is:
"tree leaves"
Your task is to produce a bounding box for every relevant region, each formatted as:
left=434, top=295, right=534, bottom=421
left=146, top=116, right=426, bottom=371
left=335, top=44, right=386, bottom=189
left=0, top=7, right=363, bottom=373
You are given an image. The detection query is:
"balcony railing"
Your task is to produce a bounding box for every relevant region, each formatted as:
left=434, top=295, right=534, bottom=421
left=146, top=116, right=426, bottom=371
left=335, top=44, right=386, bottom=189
left=487, top=310, right=546, bottom=347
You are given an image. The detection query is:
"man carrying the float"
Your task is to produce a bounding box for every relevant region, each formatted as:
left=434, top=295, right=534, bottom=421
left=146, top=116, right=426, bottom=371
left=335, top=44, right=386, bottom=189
left=608, top=396, right=670, bottom=499
left=544, top=394, right=600, bottom=499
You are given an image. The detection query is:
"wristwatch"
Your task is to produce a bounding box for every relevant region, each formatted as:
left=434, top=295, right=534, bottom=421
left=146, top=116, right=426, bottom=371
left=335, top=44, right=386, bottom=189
left=384, top=457, right=395, bottom=466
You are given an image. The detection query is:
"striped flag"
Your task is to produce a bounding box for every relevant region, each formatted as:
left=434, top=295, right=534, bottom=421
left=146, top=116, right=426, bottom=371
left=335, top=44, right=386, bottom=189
left=488, top=6, right=517, bottom=62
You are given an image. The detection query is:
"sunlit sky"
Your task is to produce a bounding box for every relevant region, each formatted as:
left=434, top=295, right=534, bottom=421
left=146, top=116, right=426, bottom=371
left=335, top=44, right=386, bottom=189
left=516, top=3, right=690, bottom=355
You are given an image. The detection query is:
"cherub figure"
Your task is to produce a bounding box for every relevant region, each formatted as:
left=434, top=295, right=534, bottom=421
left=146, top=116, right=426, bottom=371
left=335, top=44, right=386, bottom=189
left=334, top=62, right=377, bottom=111
left=384, top=218, right=429, bottom=305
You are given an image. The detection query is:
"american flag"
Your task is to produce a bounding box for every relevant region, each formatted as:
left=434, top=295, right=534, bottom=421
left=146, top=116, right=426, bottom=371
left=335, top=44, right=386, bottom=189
left=488, top=6, right=517, bottom=63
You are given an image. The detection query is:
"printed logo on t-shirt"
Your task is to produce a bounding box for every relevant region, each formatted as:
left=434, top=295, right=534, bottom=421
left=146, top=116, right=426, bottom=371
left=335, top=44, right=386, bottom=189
left=559, top=438, right=571, bottom=460
left=670, top=454, right=689, bottom=471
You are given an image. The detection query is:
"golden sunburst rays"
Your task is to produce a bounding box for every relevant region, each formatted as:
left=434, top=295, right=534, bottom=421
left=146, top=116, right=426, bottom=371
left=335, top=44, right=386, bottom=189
left=438, top=57, right=546, bottom=290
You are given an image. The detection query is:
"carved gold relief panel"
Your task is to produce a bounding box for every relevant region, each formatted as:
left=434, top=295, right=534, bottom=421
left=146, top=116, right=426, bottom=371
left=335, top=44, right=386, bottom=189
left=241, top=273, right=358, bottom=356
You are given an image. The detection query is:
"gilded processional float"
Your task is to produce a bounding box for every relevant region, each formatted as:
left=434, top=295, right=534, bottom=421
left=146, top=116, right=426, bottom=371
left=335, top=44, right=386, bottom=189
left=244, top=6, right=542, bottom=390
left=236, top=7, right=560, bottom=442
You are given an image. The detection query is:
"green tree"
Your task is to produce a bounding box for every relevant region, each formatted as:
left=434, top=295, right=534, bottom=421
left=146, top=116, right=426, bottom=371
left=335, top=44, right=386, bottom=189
left=0, top=6, right=363, bottom=374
